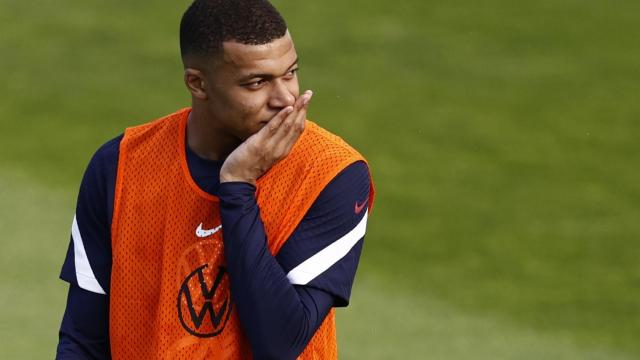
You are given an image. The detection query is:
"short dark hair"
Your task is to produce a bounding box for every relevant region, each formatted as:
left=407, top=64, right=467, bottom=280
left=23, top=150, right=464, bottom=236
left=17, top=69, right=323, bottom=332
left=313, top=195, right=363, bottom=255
left=180, top=0, right=287, bottom=63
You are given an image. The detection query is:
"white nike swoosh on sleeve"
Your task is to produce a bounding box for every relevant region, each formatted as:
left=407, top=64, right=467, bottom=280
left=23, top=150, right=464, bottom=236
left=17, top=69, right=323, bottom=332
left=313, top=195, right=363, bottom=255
left=286, top=210, right=368, bottom=286
left=72, top=215, right=106, bottom=295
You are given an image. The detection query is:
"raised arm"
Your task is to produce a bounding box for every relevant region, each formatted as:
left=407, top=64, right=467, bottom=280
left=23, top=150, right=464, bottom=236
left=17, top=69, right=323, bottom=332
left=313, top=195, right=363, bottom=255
left=220, top=161, right=370, bottom=359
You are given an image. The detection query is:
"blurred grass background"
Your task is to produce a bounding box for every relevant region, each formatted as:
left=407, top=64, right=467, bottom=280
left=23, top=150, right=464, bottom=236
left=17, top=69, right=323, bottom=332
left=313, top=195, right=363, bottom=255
left=1, top=0, right=639, bottom=358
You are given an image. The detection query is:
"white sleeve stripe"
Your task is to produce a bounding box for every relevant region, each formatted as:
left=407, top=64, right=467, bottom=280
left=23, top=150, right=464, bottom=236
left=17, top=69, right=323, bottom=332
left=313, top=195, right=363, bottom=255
left=286, top=210, right=368, bottom=285
left=71, top=215, right=106, bottom=295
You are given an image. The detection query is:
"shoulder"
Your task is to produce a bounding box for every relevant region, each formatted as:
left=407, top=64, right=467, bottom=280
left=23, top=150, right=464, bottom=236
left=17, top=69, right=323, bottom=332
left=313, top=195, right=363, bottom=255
left=312, top=161, right=370, bottom=211
left=76, top=134, right=123, bottom=234
left=77, top=134, right=124, bottom=225
left=90, top=135, right=122, bottom=168
left=80, top=135, right=123, bottom=191
left=300, top=123, right=373, bottom=213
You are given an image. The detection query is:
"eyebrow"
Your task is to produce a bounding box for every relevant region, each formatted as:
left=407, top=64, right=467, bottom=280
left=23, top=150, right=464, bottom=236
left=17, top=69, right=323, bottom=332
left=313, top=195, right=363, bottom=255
left=239, top=58, right=299, bottom=82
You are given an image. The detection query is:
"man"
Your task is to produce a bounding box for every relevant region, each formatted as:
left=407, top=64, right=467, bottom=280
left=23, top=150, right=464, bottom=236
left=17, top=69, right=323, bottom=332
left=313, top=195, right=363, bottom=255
left=56, top=0, right=374, bottom=359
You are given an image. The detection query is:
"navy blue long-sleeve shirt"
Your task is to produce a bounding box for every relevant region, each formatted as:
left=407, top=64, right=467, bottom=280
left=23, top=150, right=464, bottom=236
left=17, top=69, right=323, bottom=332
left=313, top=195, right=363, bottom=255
left=57, top=134, right=371, bottom=359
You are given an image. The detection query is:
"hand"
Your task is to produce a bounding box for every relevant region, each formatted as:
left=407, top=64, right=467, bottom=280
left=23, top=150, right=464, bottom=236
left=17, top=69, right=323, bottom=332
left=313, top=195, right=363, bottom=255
left=219, top=90, right=313, bottom=185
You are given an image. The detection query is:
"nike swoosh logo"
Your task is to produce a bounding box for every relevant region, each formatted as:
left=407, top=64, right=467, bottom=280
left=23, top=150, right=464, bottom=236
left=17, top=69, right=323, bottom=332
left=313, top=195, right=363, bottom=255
left=354, top=199, right=368, bottom=214
left=196, top=223, right=222, bottom=238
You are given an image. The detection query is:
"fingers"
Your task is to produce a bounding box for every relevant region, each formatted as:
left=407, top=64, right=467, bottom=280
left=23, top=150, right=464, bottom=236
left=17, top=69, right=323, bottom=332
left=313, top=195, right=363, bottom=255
left=266, top=105, right=294, bottom=133
left=267, top=90, right=312, bottom=140
left=297, top=90, right=313, bottom=110
left=280, top=90, right=312, bottom=131
left=285, top=91, right=311, bottom=135
left=273, top=90, right=311, bottom=155
left=288, top=91, right=311, bottom=137
left=266, top=90, right=311, bottom=133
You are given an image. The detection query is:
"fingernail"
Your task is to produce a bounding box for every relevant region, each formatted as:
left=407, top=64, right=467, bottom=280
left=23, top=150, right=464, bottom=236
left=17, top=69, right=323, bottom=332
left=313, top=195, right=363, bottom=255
left=303, top=92, right=314, bottom=104
left=285, top=106, right=294, bottom=113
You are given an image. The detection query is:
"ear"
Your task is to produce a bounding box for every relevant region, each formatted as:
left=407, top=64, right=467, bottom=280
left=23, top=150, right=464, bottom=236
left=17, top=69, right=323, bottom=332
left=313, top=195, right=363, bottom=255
left=184, top=68, right=207, bottom=100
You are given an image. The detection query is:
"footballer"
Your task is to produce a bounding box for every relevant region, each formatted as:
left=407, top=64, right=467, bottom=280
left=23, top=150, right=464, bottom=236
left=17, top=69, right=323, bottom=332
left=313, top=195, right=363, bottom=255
left=56, top=0, right=374, bottom=359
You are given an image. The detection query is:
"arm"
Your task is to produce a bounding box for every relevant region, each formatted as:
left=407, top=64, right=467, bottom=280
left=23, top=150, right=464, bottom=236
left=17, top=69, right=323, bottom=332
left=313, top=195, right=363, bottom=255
left=219, top=161, right=370, bottom=359
left=57, top=136, right=121, bottom=359
left=57, top=285, right=110, bottom=360
left=218, top=90, right=370, bottom=358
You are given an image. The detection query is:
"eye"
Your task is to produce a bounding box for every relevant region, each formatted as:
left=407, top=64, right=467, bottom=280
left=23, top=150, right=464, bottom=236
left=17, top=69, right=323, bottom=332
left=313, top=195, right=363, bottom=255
left=284, top=68, right=299, bottom=79
left=244, top=79, right=267, bottom=89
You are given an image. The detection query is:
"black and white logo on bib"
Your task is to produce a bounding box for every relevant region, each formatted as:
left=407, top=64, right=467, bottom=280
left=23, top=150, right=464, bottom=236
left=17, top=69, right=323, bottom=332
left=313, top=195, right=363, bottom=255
left=177, top=264, right=232, bottom=337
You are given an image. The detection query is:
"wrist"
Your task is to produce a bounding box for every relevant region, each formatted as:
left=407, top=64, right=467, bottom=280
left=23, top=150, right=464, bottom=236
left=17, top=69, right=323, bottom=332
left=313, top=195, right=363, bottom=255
left=218, top=182, right=257, bottom=209
left=219, top=170, right=257, bottom=185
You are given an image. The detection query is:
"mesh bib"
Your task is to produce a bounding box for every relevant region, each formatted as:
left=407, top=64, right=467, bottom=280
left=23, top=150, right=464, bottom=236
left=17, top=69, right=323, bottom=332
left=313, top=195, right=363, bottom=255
left=110, top=108, right=374, bottom=359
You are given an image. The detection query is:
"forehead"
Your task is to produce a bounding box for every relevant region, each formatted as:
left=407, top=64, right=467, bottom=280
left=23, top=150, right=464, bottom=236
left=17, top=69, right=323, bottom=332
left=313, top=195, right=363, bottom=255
left=221, top=31, right=297, bottom=75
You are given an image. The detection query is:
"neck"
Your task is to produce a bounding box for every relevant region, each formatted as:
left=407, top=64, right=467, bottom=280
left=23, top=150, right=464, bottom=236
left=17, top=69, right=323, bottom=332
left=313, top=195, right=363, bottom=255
left=186, top=104, right=241, bottom=161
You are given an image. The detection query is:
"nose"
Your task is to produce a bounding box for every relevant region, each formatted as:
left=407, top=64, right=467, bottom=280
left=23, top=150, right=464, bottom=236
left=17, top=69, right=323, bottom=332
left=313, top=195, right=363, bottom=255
left=268, top=79, right=296, bottom=109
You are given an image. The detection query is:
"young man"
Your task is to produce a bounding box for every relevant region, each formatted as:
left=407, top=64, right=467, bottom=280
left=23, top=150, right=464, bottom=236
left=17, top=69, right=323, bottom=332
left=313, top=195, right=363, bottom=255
left=56, top=0, right=374, bottom=359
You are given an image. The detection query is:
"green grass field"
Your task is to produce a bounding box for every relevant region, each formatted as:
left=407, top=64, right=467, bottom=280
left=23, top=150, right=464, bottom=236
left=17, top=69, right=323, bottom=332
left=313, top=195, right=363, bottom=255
left=1, top=0, right=639, bottom=358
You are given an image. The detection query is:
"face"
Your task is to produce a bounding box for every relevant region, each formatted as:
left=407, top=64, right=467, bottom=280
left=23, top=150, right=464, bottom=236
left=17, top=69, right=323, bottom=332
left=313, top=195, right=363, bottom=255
left=192, top=31, right=300, bottom=141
